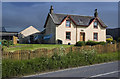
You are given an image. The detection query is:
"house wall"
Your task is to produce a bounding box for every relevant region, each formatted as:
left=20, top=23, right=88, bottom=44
left=44, top=15, right=56, bottom=44
left=19, top=26, right=40, bottom=44
left=56, top=19, right=106, bottom=44
left=77, top=19, right=106, bottom=42
left=20, top=26, right=40, bottom=37
left=56, top=20, right=76, bottom=44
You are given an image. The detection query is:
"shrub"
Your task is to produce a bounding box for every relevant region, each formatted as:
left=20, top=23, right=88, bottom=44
left=98, top=41, right=106, bottom=45
left=2, top=40, right=7, bottom=46
left=111, top=40, right=116, bottom=44
left=2, top=40, right=13, bottom=47
left=75, top=41, right=106, bottom=46
left=117, top=37, right=120, bottom=42
left=75, top=41, right=85, bottom=46
left=86, top=40, right=98, bottom=46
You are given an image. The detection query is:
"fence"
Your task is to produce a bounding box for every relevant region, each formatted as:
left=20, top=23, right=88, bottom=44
left=2, top=43, right=120, bottom=60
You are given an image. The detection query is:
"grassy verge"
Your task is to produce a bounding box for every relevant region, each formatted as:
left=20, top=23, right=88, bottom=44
left=2, top=50, right=120, bottom=78
left=3, top=44, right=73, bottom=52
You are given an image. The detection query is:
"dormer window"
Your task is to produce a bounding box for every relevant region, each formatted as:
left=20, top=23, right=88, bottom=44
left=66, top=20, right=71, bottom=27
left=94, top=21, right=98, bottom=28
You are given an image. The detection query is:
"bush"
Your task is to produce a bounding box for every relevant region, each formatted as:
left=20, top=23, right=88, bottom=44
left=2, top=40, right=13, bottom=47
left=75, top=41, right=85, bottom=46
left=2, top=40, right=7, bottom=46
left=75, top=41, right=106, bottom=46
left=98, top=41, right=106, bottom=45
left=111, top=40, right=116, bottom=44
left=117, top=37, right=120, bottom=42
left=86, top=40, right=98, bottom=46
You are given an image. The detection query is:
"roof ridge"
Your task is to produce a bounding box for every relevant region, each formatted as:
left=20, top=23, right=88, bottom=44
left=48, top=13, right=106, bottom=28
left=54, top=13, right=94, bottom=18
left=19, top=25, right=40, bottom=33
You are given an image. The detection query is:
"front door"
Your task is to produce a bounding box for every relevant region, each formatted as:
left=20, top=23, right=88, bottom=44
left=80, top=32, right=85, bottom=41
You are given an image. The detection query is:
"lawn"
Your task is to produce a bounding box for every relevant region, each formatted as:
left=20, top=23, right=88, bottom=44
left=3, top=44, right=73, bottom=52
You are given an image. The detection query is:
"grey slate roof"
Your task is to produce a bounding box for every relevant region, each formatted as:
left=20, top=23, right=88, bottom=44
left=97, top=17, right=107, bottom=28
left=0, top=32, right=18, bottom=36
left=48, top=13, right=107, bottom=28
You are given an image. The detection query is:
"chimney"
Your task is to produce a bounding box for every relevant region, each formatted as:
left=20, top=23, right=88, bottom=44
left=94, top=9, right=98, bottom=17
left=50, top=5, right=53, bottom=14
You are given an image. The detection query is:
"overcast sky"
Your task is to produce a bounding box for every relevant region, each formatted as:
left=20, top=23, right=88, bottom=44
left=2, top=2, right=118, bottom=32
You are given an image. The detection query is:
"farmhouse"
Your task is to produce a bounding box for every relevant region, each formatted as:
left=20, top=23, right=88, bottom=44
left=43, top=6, right=107, bottom=44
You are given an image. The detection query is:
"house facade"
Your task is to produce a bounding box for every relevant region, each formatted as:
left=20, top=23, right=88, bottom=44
left=44, top=6, right=107, bottom=44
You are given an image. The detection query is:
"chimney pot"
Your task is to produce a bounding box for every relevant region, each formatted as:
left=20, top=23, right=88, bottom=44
left=50, top=5, right=53, bottom=14
left=94, top=9, right=98, bottom=17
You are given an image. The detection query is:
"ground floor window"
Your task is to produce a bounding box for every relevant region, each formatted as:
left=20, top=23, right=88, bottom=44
left=66, top=32, right=71, bottom=40
left=93, top=33, right=98, bottom=41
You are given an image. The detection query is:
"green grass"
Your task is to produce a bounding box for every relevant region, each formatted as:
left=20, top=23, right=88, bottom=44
left=3, top=44, right=73, bottom=52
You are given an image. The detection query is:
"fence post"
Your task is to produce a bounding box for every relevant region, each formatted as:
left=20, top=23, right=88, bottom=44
left=18, top=51, right=19, bottom=60
left=117, top=43, right=120, bottom=51
left=28, top=51, right=30, bottom=59
left=70, top=47, right=72, bottom=53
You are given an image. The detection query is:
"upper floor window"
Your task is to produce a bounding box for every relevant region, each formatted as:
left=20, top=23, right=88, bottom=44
left=93, top=33, right=98, bottom=41
left=94, top=21, right=98, bottom=28
left=66, top=20, right=71, bottom=27
left=66, top=32, right=71, bottom=40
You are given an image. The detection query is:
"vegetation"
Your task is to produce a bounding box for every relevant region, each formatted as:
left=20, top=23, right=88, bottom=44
left=2, top=50, right=119, bottom=78
left=75, top=41, right=85, bottom=46
left=75, top=40, right=106, bottom=46
left=111, top=40, right=116, bottom=44
left=97, top=41, right=107, bottom=45
left=1, top=40, right=13, bottom=47
left=3, top=44, right=73, bottom=52
left=86, top=40, right=99, bottom=46
left=117, top=37, right=120, bottom=42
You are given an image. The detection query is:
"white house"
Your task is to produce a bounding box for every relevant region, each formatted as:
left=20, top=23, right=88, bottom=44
left=43, top=6, right=107, bottom=44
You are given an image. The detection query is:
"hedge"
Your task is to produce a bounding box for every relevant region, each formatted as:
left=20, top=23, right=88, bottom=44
left=2, top=50, right=120, bottom=78
left=75, top=40, right=106, bottom=46
left=75, top=41, right=85, bottom=46
left=2, top=40, right=13, bottom=47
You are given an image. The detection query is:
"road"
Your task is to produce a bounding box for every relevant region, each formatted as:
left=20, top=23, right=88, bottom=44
left=19, top=61, right=120, bottom=79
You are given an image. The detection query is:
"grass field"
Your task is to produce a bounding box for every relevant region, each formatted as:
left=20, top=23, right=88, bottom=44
left=3, top=44, right=73, bottom=52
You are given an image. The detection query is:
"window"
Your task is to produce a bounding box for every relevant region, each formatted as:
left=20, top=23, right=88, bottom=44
left=66, top=32, right=71, bottom=40
left=93, top=33, right=98, bottom=41
left=94, top=21, right=98, bottom=28
left=66, top=20, right=71, bottom=27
